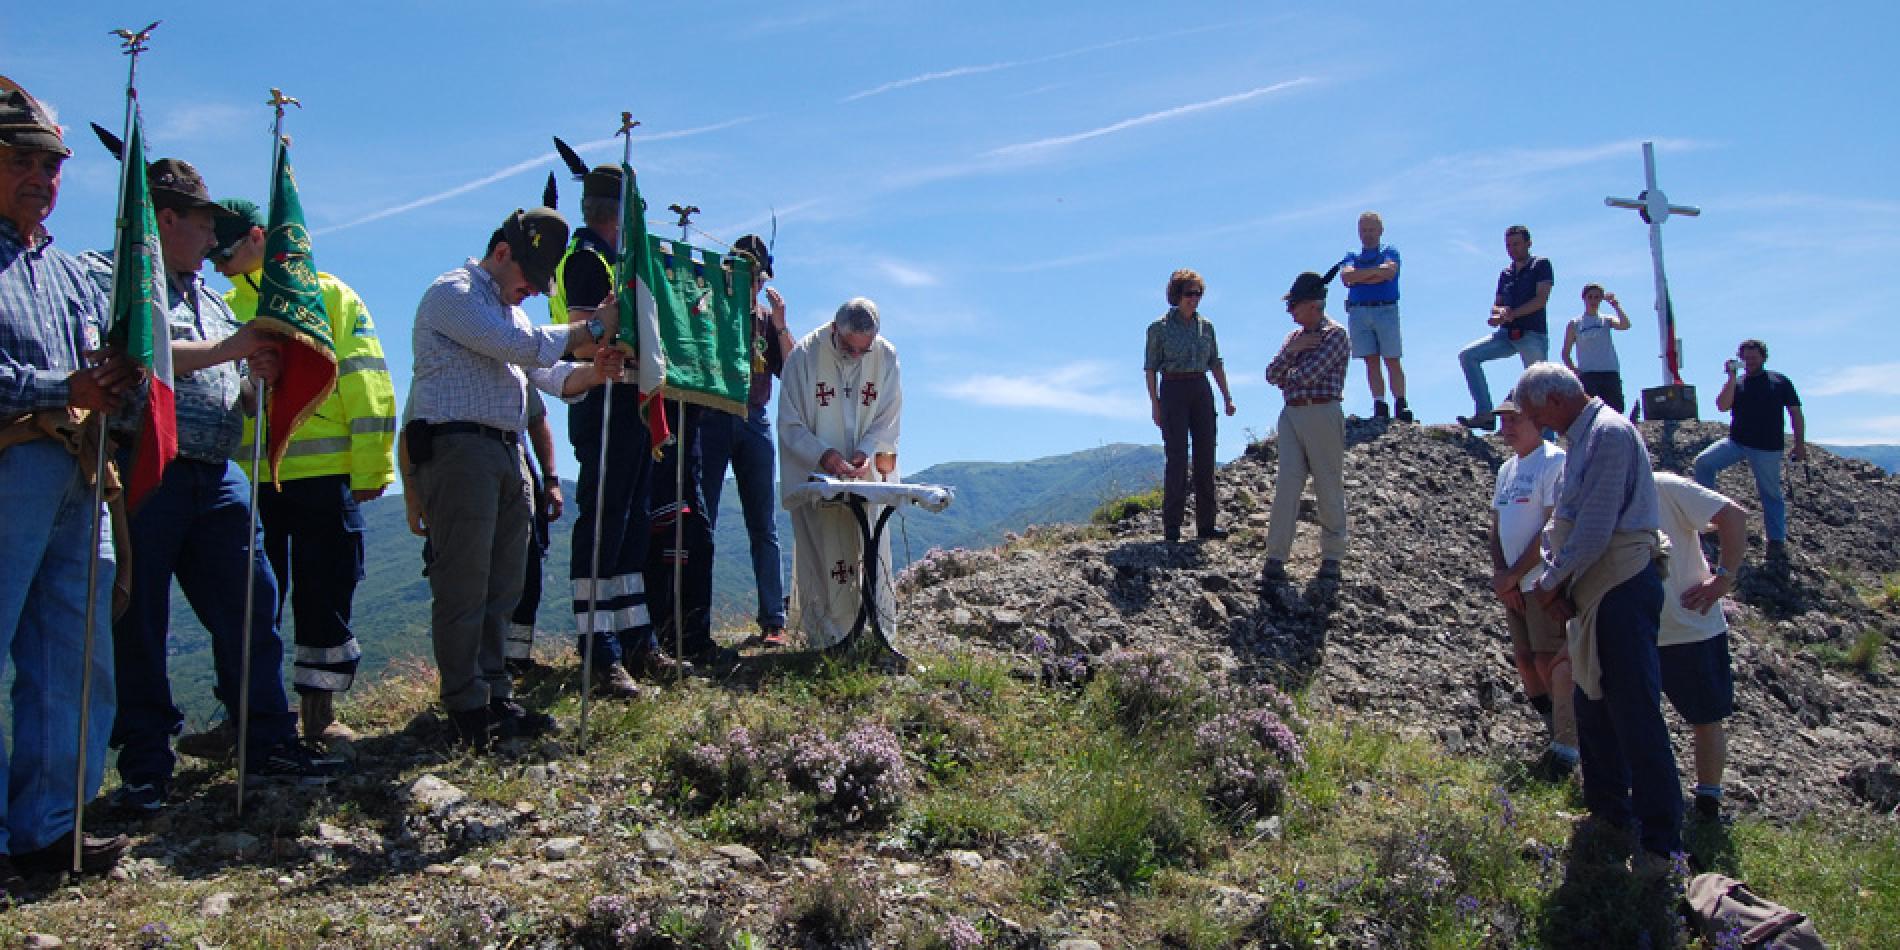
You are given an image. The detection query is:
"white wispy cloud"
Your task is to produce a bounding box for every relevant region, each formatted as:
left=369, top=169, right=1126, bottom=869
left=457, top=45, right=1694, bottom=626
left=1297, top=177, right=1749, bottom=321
left=986, top=78, right=1315, bottom=159
left=840, top=26, right=1229, bottom=103
left=1811, top=363, right=1900, bottom=397
left=1819, top=415, right=1900, bottom=443
left=314, top=117, right=756, bottom=236
left=937, top=361, right=1146, bottom=419
left=873, top=258, right=939, bottom=288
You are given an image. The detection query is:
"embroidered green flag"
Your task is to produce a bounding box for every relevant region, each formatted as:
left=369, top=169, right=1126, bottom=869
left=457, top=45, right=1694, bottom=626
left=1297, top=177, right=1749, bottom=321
left=650, top=236, right=751, bottom=417
left=253, top=141, right=337, bottom=482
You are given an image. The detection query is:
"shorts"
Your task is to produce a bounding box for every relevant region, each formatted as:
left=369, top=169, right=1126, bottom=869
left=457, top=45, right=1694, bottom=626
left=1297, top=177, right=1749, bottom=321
left=1506, top=601, right=1567, bottom=655
left=1346, top=302, right=1403, bottom=359
left=1660, top=632, right=1734, bottom=725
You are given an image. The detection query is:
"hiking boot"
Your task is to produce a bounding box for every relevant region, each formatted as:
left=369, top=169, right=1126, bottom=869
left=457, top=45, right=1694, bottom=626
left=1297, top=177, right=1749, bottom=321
left=1317, top=559, right=1343, bottom=580
left=684, top=643, right=741, bottom=675
left=298, top=737, right=346, bottom=767
left=1456, top=412, right=1498, bottom=431
left=176, top=721, right=237, bottom=761
left=1766, top=540, right=1789, bottom=561
left=1529, top=748, right=1577, bottom=783
left=300, top=691, right=358, bottom=743
left=1198, top=526, right=1230, bottom=541
left=0, top=853, right=23, bottom=899
left=247, top=740, right=345, bottom=786
left=1394, top=398, right=1414, bottom=423
left=109, top=782, right=168, bottom=815
left=13, top=831, right=129, bottom=876
left=591, top=662, right=643, bottom=699
left=626, top=648, right=691, bottom=680
left=1163, top=527, right=1181, bottom=544
left=505, top=656, right=546, bottom=677
left=1260, top=558, right=1287, bottom=581
left=489, top=698, right=557, bottom=740
left=1693, top=793, right=1723, bottom=822
left=448, top=706, right=493, bottom=752
left=1372, top=400, right=1391, bottom=420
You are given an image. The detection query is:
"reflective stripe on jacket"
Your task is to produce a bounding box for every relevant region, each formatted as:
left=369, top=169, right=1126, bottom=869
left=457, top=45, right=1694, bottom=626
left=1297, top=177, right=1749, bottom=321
left=228, top=271, right=397, bottom=489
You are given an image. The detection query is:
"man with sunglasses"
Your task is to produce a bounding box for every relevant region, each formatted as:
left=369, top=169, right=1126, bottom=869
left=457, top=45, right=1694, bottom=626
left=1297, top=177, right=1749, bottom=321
left=207, top=198, right=395, bottom=747
left=778, top=298, right=903, bottom=649
left=403, top=206, right=625, bottom=750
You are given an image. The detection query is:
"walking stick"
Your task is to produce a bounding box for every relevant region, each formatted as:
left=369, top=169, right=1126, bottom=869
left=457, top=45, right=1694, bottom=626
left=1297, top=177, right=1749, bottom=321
left=669, top=204, right=697, bottom=683
left=73, top=20, right=160, bottom=873
left=578, top=113, right=640, bottom=747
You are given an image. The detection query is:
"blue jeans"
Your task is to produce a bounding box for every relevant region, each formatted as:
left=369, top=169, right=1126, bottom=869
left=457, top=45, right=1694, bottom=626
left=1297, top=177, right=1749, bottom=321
left=1458, top=328, right=1547, bottom=416
left=111, top=458, right=296, bottom=788
left=1693, top=438, right=1786, bottom=541
left=1573, top=562, right=1684, bottom=858
left=699, top=404, right=787, bottom=629
left=0, top=441, right=115, bottom=854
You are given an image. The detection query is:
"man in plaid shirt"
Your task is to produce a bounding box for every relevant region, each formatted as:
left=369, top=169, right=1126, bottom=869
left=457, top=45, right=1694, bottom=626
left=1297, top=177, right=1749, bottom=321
left=1263, top=270, right=1351, bottom=581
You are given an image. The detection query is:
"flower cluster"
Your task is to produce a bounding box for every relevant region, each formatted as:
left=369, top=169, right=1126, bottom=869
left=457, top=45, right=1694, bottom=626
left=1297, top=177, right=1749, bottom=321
left=1101, top=647, right=1198, bottom=727
left=670, top=719, right=913, bottom=831
left=584, top=895, right=651, bottom=946
left=680, top=725, right=765, bottom=801
left=1030, top=633, right=1092, bottom=687
left=1193, top=706, right=1306, bottom=816
left=937, top=915, right=984, bottom=950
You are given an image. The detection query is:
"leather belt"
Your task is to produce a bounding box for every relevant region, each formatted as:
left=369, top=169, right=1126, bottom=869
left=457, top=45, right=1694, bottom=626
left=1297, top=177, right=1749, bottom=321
left=1285, top=397, right=1340, bottom=408
left=1161, top=372, right=1206, bottom=380
left=431, top=421, right=519, bottom=445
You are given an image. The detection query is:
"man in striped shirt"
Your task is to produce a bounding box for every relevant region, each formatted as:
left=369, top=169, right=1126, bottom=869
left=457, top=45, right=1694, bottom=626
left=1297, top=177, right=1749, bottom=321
left=1263, top=270, right=1351, bottom=581
left=402, top=207, right=624, bottom=751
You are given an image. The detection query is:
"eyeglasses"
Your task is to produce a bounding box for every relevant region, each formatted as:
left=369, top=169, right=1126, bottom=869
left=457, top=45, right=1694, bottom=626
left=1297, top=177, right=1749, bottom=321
left=1181, top=290, right=1204, bottom=298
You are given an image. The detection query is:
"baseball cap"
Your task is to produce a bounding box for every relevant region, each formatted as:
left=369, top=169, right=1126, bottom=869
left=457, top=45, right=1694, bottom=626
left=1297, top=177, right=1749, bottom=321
left=501, top=207, right=568, bottom=294
left=212, top=198, right=266, bottom=259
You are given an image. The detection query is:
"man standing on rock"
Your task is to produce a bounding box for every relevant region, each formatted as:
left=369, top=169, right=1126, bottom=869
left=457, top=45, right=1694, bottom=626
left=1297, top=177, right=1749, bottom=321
left=1694, top=339, right=1804, bottom=561
left=779, top=297, right=903, bottom=648
left=1262, top=270, right=1350, bottom=581
left=1515, top=362, right=1682, bottom=867
left=1338, top=212, right=1410, bottom=422
left=1486, top=392, right=1576, bottom=781
left=1458, top=226, right=1552, bottom=431
left=0, top=78, right=136, bottom=885
left=404, top=206, right=624, bottom=749
left=1653, top=472, right=1746, bottom=822
left=213, top=198, right=397, bottom=744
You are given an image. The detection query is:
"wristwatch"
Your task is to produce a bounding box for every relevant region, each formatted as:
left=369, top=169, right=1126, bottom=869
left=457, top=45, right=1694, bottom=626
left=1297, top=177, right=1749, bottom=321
left=585, top=317, right=605, bottom=342
left=1710, top=566, right=1731, bottom=578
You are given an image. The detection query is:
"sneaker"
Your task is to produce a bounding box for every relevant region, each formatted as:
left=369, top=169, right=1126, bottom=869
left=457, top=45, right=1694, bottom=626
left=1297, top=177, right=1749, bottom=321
left=1372, top=400, right=1391, bottom=420
left=1317, top=559, right=1342, bottom=580
left=246, top=740, right=344, bottom=786
left=1456, top=412, right=1498, bottom=431
left=1395, top=399, right=1414, bottom=423
left=14, top=831, right=130, bottom=875
left=176, top=720, right=237, bottom=761
left=489, top=698, right=557, bottom=740
left=298, top=737, right=346, bottom=767
left=109, top=782, right=168, bottom=815
left=760, top=627, right=788, bottom=648
left=591, top=662, right=643, bottom=698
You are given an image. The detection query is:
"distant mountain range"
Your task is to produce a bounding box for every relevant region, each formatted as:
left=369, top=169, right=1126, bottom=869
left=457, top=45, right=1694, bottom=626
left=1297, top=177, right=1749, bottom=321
left=163, top=443, right=1164, bottom=719
left=1821, top=444, right=1900, bottom=474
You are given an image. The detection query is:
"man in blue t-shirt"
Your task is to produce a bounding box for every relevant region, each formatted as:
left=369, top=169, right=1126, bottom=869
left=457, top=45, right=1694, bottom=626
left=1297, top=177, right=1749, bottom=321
left=1693, top=339, right=1805, bottom=559
left=1339, top=211, right=1410, bottom=422
left=1457, top=225, right=1553, bottom=431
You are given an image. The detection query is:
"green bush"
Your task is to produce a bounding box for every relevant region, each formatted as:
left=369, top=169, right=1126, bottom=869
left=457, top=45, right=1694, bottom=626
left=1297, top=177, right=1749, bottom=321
left=1090, top=487, right=1165, bottom=524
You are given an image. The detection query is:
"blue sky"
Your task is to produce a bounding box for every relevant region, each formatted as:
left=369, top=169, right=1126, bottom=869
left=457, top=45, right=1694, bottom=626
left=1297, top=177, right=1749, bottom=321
left=9, top=2, right=1898, bottom=474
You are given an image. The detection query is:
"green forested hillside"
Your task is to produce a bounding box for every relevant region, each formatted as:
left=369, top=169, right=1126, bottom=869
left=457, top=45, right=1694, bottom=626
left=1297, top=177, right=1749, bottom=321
left=163, top=443, right=1162, bottom=719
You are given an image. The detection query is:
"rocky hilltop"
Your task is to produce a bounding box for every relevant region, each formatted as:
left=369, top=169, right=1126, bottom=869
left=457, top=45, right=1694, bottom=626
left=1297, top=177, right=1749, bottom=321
left=902, top=418, right=1900, bottom=820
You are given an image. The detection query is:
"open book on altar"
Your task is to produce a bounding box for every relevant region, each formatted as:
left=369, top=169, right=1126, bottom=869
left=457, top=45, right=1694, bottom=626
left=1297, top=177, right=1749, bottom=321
left=782, top=475, right=954, bottom=513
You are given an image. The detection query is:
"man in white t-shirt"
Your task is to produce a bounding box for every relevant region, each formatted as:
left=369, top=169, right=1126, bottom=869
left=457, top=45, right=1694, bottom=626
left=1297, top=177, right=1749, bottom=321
left=1486, top=394, right=1576, bottom=780
left=1653, top=473, right=1746, bottom=821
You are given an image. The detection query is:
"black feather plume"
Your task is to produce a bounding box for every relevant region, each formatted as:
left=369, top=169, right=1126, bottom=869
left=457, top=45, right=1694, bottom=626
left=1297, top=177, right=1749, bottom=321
left=90, top=122, right=124, bottom=161
left=1321, top=263, right=1341, bottom=283
left=552, top=136, right=589, bottom=181
left=542, top=172, right=558, bottom=210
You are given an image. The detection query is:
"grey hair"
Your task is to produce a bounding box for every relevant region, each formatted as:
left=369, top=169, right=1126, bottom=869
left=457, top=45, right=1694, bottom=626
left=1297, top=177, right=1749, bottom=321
left=580, top=195, right=618, bottom=229
left=1514, top=361, right=1584, bottom=408
left=833, top=297, right=881, bottom=336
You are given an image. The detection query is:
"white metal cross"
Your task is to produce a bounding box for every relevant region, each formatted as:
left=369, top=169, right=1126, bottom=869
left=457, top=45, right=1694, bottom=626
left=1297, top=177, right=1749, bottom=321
left=1605, top=142, right=1700, bottom=386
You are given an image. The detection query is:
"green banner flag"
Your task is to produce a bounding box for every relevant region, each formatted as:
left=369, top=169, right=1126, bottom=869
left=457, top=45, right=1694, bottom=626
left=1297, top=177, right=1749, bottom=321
left=651, top=237, right=751, bottom=417
left=253, top=142, right=338, bottom=482
left=108, top=112, right=175, bottom=510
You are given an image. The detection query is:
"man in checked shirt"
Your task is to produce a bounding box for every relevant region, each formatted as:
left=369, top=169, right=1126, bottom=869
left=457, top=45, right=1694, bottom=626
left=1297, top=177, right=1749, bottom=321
left=402, top=206, right=624, bottom=751
left=1263, top=269, right=1351, bottom=581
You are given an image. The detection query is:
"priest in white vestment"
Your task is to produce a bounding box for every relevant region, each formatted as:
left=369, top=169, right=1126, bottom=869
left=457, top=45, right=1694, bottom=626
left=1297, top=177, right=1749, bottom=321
left=777, top=298, right=904, bottom=649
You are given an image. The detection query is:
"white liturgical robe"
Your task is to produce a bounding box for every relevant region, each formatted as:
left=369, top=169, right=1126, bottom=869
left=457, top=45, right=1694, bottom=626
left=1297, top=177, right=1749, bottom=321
left=777, top=326, right=904, bottom=648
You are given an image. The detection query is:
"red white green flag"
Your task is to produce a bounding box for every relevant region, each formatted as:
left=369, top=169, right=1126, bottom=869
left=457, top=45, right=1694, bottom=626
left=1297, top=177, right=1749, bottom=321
left=106, top=113, right=173, bottom=510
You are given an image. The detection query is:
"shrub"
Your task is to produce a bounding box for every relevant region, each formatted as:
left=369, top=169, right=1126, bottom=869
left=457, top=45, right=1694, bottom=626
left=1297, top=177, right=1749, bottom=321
left=785, top=871, right=882, bottom=942
left=1098, top=648, right=1200, bottom=731
left=1090, top=487, right=1165, bottom=524
left=666, top=718, right=912, bottom=839
left=1194, top=707, right=1305, bottom=818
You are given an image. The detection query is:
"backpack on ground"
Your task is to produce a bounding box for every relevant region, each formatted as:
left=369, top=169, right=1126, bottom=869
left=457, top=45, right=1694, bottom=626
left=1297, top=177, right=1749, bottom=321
left=1682, top=873, right=1827, bottom=949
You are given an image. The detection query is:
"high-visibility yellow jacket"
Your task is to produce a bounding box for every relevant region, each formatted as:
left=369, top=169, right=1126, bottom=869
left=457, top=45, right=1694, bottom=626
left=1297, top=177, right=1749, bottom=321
left=227, top=271, right=397, bottom=490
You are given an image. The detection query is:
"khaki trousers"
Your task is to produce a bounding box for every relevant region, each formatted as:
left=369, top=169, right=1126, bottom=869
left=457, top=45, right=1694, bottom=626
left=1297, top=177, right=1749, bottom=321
left=1266, top=401, right=1348, bottom=561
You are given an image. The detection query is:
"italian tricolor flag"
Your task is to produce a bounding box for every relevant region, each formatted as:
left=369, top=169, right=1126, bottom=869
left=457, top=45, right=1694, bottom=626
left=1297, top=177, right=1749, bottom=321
left=108, top=113, right=174, bottom=509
